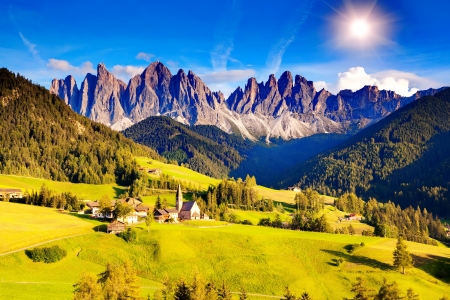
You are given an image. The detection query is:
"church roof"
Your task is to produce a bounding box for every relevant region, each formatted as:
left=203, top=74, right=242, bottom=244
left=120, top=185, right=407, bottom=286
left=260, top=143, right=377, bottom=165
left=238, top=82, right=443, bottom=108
left=181, top=201, right=196, bottom=211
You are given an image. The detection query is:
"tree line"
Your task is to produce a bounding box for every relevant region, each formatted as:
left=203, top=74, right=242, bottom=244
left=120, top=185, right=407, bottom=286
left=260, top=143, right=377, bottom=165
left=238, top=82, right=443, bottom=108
left=290, top=88, right=450, bottom=217
left=335, top=192, right=448, bottom=243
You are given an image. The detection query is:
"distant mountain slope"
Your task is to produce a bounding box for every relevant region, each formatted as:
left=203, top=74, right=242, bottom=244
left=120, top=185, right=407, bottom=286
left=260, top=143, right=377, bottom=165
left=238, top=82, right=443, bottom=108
left=0, top=68, right=159, bottom=185
left=122, top=116, right=252, bottom=178
left=280, top=88, right=450, bottom=216
left=51, top=62, right=445, bottom=141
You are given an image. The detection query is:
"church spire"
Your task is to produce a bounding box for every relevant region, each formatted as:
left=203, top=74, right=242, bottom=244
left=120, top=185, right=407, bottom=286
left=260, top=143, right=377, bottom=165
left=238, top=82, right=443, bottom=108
left=176, top=184, right=183, bottom=212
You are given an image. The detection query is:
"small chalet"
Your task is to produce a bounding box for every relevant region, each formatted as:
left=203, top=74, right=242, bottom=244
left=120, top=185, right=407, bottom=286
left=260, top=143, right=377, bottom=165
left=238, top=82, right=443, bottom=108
left=148, top=168, right=162, bottom=176
left=0, top=188, right=23, bottom=199
left=107, top=221, right=126, bottom=234
left=86, top=201, right=101, bottom=215
left=287, top=187, right=301, bottom=192
left=347, top=213, right=363, bottom=221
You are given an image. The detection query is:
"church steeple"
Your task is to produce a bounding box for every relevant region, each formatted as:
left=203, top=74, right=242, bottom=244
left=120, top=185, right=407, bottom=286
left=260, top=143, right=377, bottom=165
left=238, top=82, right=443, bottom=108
left=176, top=184, right=183, bottom=212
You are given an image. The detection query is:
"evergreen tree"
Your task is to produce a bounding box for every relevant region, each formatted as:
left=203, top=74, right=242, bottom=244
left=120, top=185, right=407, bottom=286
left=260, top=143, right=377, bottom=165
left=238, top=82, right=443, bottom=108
left=217, top=280, right=232, bottom=300
left=154, top=195, right=163, bottom=213
left=405, top=288, right=419, bottom=300
left=348, top=277, right=373, bottom=300
left=97, top=262, right=143, bottom=300
left=393, top=237, right=413, bottom=274
left=73, top=271, right=102, bottom=300
left=299, top=292, right=313, bottom=300
left=145, top=211, right=153, bottom=233
left=374, top=279, right=401, bottom=300
left=283, top=286, right=296, bottom=300
left=205, top=282, right=218, bottom=300
left=174, top=279, right=192, bottom=300
left=239, top=286, right=248, bottom=300
left=190, top=272, right=207, bottom=300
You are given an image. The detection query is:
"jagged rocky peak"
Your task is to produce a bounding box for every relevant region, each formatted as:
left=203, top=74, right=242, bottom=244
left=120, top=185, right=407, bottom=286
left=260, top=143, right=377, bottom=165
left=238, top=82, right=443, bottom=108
left=278, top=71, right=293, bottom=98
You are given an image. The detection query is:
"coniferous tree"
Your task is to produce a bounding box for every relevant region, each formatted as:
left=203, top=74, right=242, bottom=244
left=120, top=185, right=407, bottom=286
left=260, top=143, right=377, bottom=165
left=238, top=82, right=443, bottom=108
left=347, top=277, right=373, bottom=300
left=283, top=286, right=296, bottom=300
left=374, top=279, right=401, bottom=300
left=174, top=279, right=191, bottom=300
left=239, top=286, right=248, bottom=300
left=299, top=292, right=313, bottom=300
left=217, top=280, right=232, bottom=300
left=405, top=288, right=419, bottom=300
left=73, top=271, right=102, bottom=300
left=393, top=237, right=413, bottom=274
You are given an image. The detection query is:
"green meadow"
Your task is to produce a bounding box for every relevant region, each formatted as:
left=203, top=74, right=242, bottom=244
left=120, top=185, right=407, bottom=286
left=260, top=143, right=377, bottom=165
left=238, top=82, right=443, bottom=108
left=0, top=174, right=126, bottom=200
left=0, top=204, right=449, bottom=299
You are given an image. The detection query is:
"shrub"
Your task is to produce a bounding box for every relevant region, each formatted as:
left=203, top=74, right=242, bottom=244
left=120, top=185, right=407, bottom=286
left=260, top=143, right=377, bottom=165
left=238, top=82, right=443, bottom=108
left=241, top=220, right=253, bottom=225
left=119, top=228, right=137, bottom=243
left=25, top=245, right=67, bottom=263
left=346, top=243, right=364, bottom=253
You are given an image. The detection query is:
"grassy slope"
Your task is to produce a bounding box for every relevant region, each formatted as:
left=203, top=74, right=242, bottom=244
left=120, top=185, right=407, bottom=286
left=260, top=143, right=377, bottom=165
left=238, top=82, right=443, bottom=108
left=0, top=213, right=449, bottom=300
left=0, top=174, right=127, bottom=200
left=0, top=202, right=95, bottom=254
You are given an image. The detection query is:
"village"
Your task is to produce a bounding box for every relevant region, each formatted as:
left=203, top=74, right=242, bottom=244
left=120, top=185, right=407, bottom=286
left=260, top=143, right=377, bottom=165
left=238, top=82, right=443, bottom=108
left=84, top=185, right=210, bottom=234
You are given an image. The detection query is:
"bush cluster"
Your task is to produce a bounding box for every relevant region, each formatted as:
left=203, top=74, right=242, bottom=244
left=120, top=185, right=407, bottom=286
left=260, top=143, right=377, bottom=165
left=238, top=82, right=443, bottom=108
left=25, top=245, right=67, bottom=263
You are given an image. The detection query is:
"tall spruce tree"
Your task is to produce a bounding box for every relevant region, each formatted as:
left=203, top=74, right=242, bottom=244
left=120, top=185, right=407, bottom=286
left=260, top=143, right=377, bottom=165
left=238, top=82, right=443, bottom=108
left=393, top=237, right=413, bottom=274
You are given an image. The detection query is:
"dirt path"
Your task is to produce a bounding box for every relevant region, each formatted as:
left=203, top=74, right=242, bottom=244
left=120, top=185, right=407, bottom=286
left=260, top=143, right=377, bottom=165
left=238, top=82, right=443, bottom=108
left=0, top=233, right=92, bottom=257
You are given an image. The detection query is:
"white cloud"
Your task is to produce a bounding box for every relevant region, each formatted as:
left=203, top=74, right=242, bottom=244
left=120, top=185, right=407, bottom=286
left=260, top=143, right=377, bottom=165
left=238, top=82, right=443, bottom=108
left=136, top=52, right=154, bottom=62
left=199, top=69, right=255, bottom=84
left=335, top=67, right=420, bottom=96
left=314, top=81, right=328, bottom=92
left=111, top=65, right=145, bottom=81
left=47, top=59, right=95, bottom=75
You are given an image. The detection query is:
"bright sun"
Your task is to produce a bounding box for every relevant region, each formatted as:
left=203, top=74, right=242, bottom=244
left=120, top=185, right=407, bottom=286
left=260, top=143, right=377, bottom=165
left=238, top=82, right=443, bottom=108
left=350, top=19, right=370, bottom=38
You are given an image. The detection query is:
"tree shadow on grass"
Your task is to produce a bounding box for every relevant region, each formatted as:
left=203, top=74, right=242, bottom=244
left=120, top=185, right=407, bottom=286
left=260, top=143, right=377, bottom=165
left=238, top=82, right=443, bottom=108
left=113, top=186, right=127, bottom=198
left=411, top=253, right=450, bottom=283
left=68, top=213, right=108, bottom=233
left=321, top=249, right=393, bottom=271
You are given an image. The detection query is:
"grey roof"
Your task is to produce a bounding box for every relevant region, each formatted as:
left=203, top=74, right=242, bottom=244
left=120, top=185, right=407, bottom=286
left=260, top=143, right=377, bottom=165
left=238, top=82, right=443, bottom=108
left=165, top=208, right=179, bottom=213
left=135, top=204, right=149, bottom=211
left=181, top=201, right=196, bottom=211
left=154, top=209, right=169, bottom=216
left=86, top=201, right=100, bottom=207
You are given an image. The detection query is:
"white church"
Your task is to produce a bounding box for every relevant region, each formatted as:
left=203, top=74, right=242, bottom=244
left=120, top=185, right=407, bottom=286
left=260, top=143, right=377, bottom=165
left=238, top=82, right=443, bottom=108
left=154, top=184, right=208, bottom=223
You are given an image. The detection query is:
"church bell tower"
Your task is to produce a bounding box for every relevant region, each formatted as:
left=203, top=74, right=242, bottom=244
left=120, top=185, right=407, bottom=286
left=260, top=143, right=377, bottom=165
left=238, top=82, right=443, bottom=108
left=176, top=184, right=183, bottom=212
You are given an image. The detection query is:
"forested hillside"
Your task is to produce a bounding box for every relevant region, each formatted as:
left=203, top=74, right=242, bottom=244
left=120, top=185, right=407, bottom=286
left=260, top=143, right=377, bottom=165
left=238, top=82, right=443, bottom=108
left=281, top=88, right=450, bottom=216
left=0, top=68, right=159, bottom=185
left=122, top=116, right=252, bottom=178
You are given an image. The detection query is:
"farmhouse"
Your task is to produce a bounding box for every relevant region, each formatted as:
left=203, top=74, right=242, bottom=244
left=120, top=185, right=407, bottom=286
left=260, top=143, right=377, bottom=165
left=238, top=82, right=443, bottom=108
left=287, top=187, right=301, bottom=192
left=0, top=188, right=23, bottom=199
left=86, top=197, right=149, bottom=224
left=107, top=221, right=126, bottom=234
left=347, top=213, right=363, bottom=221
left=148, top=168, right=162, bottom=175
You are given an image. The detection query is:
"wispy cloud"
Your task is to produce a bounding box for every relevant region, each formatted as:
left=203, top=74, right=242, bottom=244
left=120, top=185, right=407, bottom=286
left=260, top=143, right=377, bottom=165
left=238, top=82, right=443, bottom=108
left=136, top=52, right=154, bottom=62
left=47, top=59, right=95, bottom=75
left=19, top=32, right=43, bottom=62
left=210, top=0, right=242, bottom=71
left=263, top=0, right=315, bottom=78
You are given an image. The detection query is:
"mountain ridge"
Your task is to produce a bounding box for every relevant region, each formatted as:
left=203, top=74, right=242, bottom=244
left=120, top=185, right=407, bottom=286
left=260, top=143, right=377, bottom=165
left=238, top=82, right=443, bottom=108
left=51, top=62, right=446, bottom=141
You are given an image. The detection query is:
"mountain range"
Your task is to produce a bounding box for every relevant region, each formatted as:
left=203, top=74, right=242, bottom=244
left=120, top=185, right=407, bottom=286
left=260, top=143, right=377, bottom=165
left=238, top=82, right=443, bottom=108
left=50, top=62, right=445, bottom=142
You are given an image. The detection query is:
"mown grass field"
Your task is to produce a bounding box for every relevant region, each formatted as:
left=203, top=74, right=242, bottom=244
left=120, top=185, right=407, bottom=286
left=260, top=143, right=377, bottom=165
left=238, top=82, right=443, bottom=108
left=0, top=174, right=126, bottom=200
left=0, top=202, right=96, bottom=254
left=0, top=210, right=449, bottom=300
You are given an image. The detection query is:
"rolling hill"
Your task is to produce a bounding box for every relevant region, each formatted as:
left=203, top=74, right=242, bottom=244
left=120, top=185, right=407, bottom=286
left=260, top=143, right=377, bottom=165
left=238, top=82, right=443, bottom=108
left=0, top=68, right=159, bottom=185
left=280, top=88, right=450, bottom=216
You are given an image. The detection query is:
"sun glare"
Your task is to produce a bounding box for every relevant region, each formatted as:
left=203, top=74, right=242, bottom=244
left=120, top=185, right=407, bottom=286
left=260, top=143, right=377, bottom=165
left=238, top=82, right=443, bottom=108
left=351, top=20, right=369, bottom=38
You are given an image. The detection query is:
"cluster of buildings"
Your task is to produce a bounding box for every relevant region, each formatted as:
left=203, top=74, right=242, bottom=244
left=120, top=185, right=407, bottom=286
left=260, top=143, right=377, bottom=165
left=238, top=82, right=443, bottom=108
left=153, top=185, right=208, bottom=223
left=0, top=188, right=23, bottom=199
left=85, top=185, right=208, bottom=233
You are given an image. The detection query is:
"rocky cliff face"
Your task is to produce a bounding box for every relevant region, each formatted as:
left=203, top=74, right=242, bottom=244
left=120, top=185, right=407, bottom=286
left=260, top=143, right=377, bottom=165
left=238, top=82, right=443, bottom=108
left=50, top=62, right=445, bottom=141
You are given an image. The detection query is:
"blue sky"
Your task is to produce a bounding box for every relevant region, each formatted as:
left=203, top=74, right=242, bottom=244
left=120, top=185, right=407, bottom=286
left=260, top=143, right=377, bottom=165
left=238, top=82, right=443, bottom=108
left=1, top=0, right=449, bottom=97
